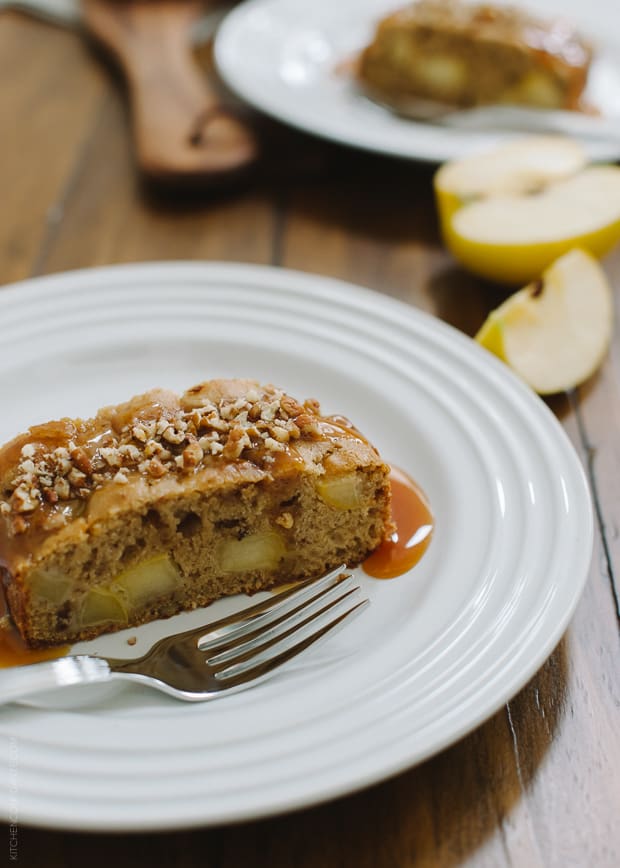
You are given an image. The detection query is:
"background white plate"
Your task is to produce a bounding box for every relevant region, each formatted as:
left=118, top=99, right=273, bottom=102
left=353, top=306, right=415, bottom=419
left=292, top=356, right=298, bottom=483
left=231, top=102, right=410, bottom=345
left=214, top=0, right=620, bottom=163
left=0, top=263, right=592, bottom=831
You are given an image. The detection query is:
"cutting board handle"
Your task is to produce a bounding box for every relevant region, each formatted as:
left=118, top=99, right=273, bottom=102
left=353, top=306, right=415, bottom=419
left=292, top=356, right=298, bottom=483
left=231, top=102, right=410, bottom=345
left=82, top=0, right=258, bottom=184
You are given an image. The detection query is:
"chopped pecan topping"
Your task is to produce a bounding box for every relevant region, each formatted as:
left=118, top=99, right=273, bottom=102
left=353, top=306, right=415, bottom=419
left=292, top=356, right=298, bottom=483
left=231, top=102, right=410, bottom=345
left=0, top=383, right=326, bottom=530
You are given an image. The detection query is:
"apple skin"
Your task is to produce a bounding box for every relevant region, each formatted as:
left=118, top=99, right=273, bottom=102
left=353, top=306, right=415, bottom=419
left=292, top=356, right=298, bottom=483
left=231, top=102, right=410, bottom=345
left=442, top=209, right=620, bottom=285
left=434, top=137, right=620, bottom=285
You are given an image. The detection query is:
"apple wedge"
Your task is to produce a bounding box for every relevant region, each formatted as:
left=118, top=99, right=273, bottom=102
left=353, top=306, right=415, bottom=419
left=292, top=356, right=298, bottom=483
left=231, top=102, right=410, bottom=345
left=434, top=136, right=620, bottom=284
left=476, top=249, right=613, bottom=394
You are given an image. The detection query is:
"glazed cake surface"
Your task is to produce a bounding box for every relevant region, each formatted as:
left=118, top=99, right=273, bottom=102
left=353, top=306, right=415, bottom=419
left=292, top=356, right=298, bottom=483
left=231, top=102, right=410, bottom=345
left=0, top=380, right=393, bottom=647
left=358, top=0, right=592, bottom=111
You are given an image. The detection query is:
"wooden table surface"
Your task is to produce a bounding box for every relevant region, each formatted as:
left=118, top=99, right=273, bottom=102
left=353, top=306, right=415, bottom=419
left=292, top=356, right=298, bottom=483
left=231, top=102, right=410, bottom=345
left=1, top=10, right=619, bottom=867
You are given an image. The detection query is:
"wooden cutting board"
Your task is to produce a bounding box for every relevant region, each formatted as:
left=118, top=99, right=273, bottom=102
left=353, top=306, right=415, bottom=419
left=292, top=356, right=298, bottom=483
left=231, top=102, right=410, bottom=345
left=81, top=0, right=259, bottom=186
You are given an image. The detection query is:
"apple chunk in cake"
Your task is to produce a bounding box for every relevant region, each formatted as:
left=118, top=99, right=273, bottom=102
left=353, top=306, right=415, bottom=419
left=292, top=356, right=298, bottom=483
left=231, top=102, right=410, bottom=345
left=0, top=380, right=393, bottom=648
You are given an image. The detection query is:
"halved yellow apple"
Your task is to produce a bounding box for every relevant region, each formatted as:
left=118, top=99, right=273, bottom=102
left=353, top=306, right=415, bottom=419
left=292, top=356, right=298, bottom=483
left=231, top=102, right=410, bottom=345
left=434, top=136, right=620, bottom=284
left=476, top=249, right=613, bottom=394
left=435, top=135, right=587, bottom=223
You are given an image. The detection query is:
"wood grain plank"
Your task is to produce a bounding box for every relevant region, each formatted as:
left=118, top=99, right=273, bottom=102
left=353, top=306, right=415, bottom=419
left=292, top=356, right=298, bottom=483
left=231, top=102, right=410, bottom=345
left=34, top=87, right=276, bottom=272
left=29, top=66, right=276, bottom=272
left=0, top=13, right=108, bottom=285
left=574, top=246, right=620, bottom=625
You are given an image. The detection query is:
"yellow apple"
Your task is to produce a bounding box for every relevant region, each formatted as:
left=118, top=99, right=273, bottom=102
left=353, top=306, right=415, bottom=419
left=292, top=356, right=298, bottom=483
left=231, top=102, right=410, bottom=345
left=476, top=249, right=613, bottom=394
left=434, top=136, right=620, bottom=284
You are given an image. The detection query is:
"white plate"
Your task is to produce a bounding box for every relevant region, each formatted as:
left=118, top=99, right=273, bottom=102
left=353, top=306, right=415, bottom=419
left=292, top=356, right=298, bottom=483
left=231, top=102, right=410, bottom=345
left=214, top=0, right=620, bottom=163
left=0, top=263, right=592, bottom=831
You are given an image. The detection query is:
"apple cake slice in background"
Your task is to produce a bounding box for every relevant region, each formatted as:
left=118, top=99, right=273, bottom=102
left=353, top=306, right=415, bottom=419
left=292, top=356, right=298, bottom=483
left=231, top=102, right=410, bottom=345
left=358, top=0, right=592, bottom=112
left=0, top=380, right=393, bottom=648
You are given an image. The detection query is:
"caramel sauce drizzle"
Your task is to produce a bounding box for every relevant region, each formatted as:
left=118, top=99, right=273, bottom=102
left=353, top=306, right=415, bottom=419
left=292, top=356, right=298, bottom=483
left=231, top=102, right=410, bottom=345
left=364, top=466, right=434, bottom=579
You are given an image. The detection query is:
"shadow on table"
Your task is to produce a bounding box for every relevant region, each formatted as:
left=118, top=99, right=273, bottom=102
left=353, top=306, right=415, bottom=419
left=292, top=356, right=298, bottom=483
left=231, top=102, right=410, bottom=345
left=426, top=263, right=508, bottom=339
left=18, top=637, right=569, bottom=868
left=427, top=265, right=598, bottom=425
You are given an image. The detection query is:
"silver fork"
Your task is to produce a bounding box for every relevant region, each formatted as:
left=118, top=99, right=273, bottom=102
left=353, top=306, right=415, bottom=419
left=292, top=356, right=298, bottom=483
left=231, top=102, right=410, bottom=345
left=0, top=566, right=368, bottom=705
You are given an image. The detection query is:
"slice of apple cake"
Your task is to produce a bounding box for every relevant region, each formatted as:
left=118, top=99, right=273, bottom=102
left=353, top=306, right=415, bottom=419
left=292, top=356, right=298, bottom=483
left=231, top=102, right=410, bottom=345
left=0, top=380, right=393, bottom=648
left=358, top=0, right=592, bottom=112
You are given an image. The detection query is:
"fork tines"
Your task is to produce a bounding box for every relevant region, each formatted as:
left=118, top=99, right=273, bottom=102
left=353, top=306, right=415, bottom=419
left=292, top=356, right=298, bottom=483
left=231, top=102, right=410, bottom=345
left=199, top=566, right=368, bottom=687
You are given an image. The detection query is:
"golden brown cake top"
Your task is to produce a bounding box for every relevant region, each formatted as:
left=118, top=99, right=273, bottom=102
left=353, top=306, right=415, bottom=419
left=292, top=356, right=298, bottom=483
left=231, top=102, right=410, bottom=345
left=382, top=0, right=591, bottom=68
left=0, top=380, right=376, bottom=560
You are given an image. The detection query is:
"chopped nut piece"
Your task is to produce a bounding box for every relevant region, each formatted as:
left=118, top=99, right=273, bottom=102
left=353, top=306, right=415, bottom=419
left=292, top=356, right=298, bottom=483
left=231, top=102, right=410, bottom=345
left=280, top=395, right=304, bottom=418
left=295, top=414, right=321, bottom=436
left=147, top=457, right=167, bottom=479
left=70, top=446, right=92, bottom=475
left=162, top=426, right=186, bottom=445
left=182, top=442, right=204, bottom=469
left=54, top=455, right=73, bottom=475
left=156, top=417, right=171, bottom=436
left=223, top=428, right=252, bottom=460
left=142, top=420, right=157, bottom=440
left=275, top=512, right=294, bottom=529
left=11, top=485, right=40, bottom=513
left=260, top=400, right=280, bottom=422
left=143, top=440, right=159, bottom=458
left=205, top=413, right=230, bottom=433
left=119, top=444, right=141, bottom=462
left=248, top=403, right=262, bottom=422
left=304, top=398, right=321, bottom=414
left=42, top=488, right=59, bottom=504
left=99, top=447, right=122, bottom=469
left=132, top=425, right=147, bottom=443
left=54, top=478, right=71, bottom=500
left=67, top=468, right=87, bottom=487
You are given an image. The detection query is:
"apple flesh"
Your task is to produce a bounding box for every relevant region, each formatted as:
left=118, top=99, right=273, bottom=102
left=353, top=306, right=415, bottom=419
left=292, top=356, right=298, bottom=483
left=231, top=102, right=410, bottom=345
left=435, top=135, right=587, bottom=220
left=476, top=249, right=613, bottom=394
left=434, top=136, right=620, bottom=284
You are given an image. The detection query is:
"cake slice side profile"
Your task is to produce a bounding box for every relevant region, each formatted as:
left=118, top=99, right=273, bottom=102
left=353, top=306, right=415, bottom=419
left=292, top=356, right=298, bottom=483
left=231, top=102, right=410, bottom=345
left=0, top=380, right=393, bottom=648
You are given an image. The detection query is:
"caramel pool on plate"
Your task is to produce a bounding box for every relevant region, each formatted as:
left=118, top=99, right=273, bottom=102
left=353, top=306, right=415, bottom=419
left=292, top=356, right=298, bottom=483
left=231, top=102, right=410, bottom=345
left=364, top=466, right=434, bottom=579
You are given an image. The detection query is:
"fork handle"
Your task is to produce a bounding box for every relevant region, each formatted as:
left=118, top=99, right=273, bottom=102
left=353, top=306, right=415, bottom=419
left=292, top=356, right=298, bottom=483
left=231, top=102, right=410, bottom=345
left=0, top=656, right=112, bottom=705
